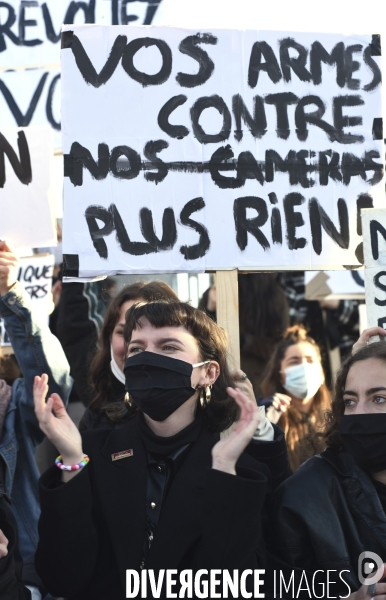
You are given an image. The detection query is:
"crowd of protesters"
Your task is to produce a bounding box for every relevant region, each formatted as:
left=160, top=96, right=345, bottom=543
left=0, top=239, right=385, bottom=600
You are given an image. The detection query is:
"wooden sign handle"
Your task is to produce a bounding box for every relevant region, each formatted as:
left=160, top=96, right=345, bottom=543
left=216, top=269, right=240, bottom=369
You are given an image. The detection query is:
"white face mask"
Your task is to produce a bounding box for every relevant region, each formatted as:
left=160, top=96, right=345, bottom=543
left=282, top=362, right=324, bottom=400
left=110, top=344, right=126, bottom=384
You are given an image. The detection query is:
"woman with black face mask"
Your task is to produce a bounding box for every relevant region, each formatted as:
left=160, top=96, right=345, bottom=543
left=32, top=301, right=290, bottom=600
left=267, top=340, right=386, bottom=600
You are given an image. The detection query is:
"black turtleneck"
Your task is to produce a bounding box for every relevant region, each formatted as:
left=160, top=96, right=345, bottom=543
left=136, top=410, right=203, bottom=455
left=136, top=411, right=204, bottom=567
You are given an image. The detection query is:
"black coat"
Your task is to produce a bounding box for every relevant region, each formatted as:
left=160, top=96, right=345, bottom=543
left=0, top=499, right=31, bottom=599
left=268, top=447, right=386, bottom=599
left=35, top=417, right=286, bottom=600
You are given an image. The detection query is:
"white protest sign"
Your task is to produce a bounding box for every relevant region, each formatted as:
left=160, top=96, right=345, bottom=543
left=362, top=208, right=386, bottom=330
left=0, top=126, right=56, bottom=247
left=0, top=1, right=165, bottom=150
left=0, top=253, right=54, bottom=346
left=154, top=0, right=386, bottom=137
left=0, top=0, right=164, bottom=69
left=0, top=68, right=61, bottom=148
left=61, top=25, right=384, bottom=279
left=305, top=270, right=365, bottom=299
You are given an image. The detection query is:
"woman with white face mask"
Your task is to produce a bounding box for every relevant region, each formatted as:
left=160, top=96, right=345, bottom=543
left=261, top=325, right=331, bottom=471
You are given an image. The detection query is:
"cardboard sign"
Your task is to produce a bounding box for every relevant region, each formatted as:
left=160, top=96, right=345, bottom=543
left=0, top=253, right=54, bottom=346
left=362, top=208, right=386, bottom=330
left=61, top=26, right=384, bottom=279
left=0, top=1, right=164, bottom=70
left=305, top=270, right=365, bottom=300
left=0, top=126, right=56, bottom=247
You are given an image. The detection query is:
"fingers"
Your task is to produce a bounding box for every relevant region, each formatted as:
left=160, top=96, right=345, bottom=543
left=50, top=393, right=68, bottom=418
left=353, top=327, right=386, bottom=354
left=231, top=369, right=246, bottom=382
left=227, top=386, right=255, bottom=413
left=359, top=326, right=386, bottom=341
left=0, top=242, right=18, bottom=293
left=0, top=244, right=18, bottom=265
left=227, top=386, right=260, bottom=431
left=0, top=240, right=15, bottom=254
left=33, top=374, right=51, bottom=426
left=272, top=393, right=291, bottom=412
left=33, top=374, right=49, bottom=407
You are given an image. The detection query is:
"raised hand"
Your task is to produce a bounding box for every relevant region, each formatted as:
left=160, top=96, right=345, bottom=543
left=34, top=374, right=83, bottom=465
left=0, top=240, right=19, bottom=296
left=352, top=327, right=386, bottom=354
left=231, top=369, right=256, bottom=403
left=265, top=392, right=292, bottom=425
left=212, top=386, right=261, bottom=475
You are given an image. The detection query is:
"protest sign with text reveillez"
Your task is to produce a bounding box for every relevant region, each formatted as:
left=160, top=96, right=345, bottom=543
left=0, top=1, right=163, bottom=69
left=60, top=26, right=384, bottom=278
left=0, top=2, right=163, bottom=148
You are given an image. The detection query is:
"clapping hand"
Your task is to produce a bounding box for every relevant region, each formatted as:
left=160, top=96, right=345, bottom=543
left=211, top=387, right=261, bottom=475
left=33, top=374, right=83, bottom=466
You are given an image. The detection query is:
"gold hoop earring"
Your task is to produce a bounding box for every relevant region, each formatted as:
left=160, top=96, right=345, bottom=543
left=205, top=385, right=212, bottom=403
left=124, top=392, right=132, bottom=408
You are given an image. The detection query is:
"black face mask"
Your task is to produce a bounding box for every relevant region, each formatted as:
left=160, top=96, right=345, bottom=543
left=338, top=414, right=386, bottom=473
left=124, top=352, right=209, bottom=421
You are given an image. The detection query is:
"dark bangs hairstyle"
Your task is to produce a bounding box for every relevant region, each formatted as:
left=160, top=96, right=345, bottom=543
left=319, top=341, right=386, bottom=451
left=106, top=301, right=238, bottom=433
left=89, top=281, right=178, bottom=414
left=262, top=325, right=332, bottom=471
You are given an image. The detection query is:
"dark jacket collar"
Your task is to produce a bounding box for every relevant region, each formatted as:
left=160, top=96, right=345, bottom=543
left=94, top=417, right=222, bottom=587
left=92, top=415, right=261, bottom=585
left=321, top=447, right=386, bottom=551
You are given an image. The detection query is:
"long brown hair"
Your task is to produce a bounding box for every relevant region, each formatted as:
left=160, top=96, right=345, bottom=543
left=106, top=301, right=238, bottom=433
left=89, top=281, right=178, bottom=414
left=319, top=341, right=386, bottom=451
left=262, top=325, right=331, bottom=471
left=238, top=273, right=289, bottom=360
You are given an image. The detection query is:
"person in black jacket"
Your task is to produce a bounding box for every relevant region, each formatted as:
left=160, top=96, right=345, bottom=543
left=33, top=301, right=289, bottom=600
left=268, top=340, right=386, bottom=600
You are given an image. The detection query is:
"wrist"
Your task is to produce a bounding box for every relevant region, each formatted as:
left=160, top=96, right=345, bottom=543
left=0, top=281, right=16, bottom=297
left=60, top=453, right=85, bottom=466
left=212, top=458, right=236, bottom=475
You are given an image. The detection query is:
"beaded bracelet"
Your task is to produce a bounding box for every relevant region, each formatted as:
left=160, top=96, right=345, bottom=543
left=55, top=454, right=90, bottom=471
